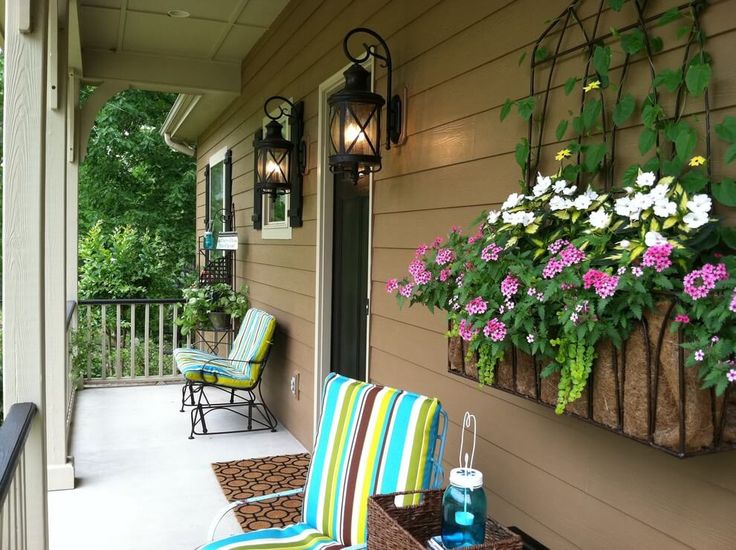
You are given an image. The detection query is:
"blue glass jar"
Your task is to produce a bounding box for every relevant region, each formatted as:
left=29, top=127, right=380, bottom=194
left=441, top=468, right=486, bottom=548
left=203, top=230, right=214, bottom=250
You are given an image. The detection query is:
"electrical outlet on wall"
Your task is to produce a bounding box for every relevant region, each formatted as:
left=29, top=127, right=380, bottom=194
left=289, top=372, right=300, bottom=400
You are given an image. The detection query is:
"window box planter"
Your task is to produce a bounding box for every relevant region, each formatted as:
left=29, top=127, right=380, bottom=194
left=449, top=299, right=736, bottom=457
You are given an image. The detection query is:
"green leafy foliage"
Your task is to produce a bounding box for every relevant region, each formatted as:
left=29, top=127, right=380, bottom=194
left=612, top=94, right=636, bottom=127
left=653, top=68, right=683, bottom=92
left=500, top=98, right=514, bottom=121
left=582, top=99, right=602, bottom=130
left=78, top=222, right=176, bottom=299
left=620, top=28, right=645, bottom=55
left=658, top=7, right=682, bottom=26
left=608, top=0, right=626, bottom=11
left=80, top=89, right=196, bottom=298
left=593, top=45, right=611, bottom=77
left=515, top=138, right=530, bottom=173
left=685, top=62, right=712, bottom=96
left=178, top=283, right=250, bottom=336
left=563, top=77, right=578, bottom=96
left=713, top=179, right=736, bottom=207
left=638, top=128, right=657, bottom=155
left=517, top=96, right=536, bottom=120
left=555, top=119, right=569, bottom=141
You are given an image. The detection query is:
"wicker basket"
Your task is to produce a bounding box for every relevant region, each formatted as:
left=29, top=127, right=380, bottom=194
left=367, top=489, right=522, bottom=549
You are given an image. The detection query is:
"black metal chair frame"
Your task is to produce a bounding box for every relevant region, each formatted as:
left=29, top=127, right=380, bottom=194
left=179, top=347, right=278, bottom=439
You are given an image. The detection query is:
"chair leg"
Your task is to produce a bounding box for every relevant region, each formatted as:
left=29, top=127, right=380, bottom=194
left=180, top=380, right=192, bottom=413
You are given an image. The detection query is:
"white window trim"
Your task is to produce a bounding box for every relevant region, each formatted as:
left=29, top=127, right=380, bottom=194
left=208, top=146, right=229, bottom=232
left=261, top=99, right=293, bottom=240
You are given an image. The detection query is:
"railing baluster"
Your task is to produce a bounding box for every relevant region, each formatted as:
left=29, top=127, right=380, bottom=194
left=144, top=304, right=150, bottom=378
left=115, top=304, right=122, bottom=379
left=86, top=305, right=92, bottom=379
left=101, top=305, right=107, bottom=379
left=172, top=304, right=179, bottom=375
left=19, top=453, right=25, bottom=550
left=158, top=304, right=164, bottom=378
left=130, top=304, right=136, bottom=378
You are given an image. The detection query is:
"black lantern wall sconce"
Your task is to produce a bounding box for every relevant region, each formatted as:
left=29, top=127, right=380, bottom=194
left=328, top=27, right=403, bottom=183
left=252, top=96, right=305, bottom=229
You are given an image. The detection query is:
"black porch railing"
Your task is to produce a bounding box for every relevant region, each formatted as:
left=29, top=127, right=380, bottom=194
left=0, top=402, right=37, bottom=548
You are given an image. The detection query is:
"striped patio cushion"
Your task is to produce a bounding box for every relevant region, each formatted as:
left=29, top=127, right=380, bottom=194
left=228, top=308, right=276, bottom=379
left=173, top=308, right=276, bottom=389
left=200, top=523, right=347, bottom=550
left=174, top=348, right=258, bottom=389
left=302, top=373, right=441, bottom=546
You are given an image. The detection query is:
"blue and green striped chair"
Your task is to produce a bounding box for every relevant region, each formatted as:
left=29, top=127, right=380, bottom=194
left=173, top=308, right=277, bottom=439
left=202, top=373, right=448, bottom=549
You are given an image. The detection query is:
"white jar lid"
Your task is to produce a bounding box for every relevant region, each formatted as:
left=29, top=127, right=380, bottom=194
left=449, top=467, right=483, bottom=489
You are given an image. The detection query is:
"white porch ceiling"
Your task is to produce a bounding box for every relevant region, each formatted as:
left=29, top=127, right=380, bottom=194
left=78, top=0, right=288, bottom=93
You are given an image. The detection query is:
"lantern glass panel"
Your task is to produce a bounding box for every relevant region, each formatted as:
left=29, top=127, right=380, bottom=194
left=257, top=145, right=290, bottom=188
left=330, top=101, right=381, bottom=158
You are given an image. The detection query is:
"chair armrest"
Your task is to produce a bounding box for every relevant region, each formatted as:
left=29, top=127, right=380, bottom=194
left=201, top=357, right=265, bottom=369
left=207, top=487, right=304, bottom=541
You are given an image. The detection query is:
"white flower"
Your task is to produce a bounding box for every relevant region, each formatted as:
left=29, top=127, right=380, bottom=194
left=684, top=210, right=709, bottom=229
left=649, top=183, right=669, bottom=199
left=487, top=210, right=500, bottom=224
left=553, top=180, right=568, bottom=193
left=653, top=199, right=677, bottom=218
left=623, top=186, right=634, bottom=195
left=584, top=188, right=600, bottom=201
left=518, top=212, right=536, bottom=226
left=533, top=173, right=552, bottom=196
left=614, top=196, right=631, bottom=217
left=618, top=240, right=631, bottom=249
left=631, top=192, right=654, bottom=211
left=549, top=196, right=573, bottom=211
left=502, top=211, right=516, bottom=224
left=687, top=194, right=712, bottom=214
left=636, top=171, right=656, bottom=187
left=562, top=185, right=577, bottom=196
left=502, top=193, right=525, bottom=210
left=645, top=231, right=667, bottom=247
left=589, top=207, right=611, bottom=229
left=573, top=195, right=593, bottom=210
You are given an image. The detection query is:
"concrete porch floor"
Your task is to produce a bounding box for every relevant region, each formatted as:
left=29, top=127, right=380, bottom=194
left=48, top=383, right=307, bottom=550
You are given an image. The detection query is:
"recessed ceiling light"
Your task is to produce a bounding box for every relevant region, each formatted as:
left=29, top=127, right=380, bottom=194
left=167, top=9, right=190, bottom=18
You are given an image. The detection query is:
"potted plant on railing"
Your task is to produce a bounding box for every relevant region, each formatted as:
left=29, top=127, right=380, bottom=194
left=178, top=283, right=249, bottom=335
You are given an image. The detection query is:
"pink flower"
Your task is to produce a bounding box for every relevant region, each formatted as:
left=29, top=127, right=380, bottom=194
left=450, top=225, right=462, bottom=234
left=674, top=314, right=690, bottom=324
left=730, top=289, right=736, bottom=313
left=465, top=297, right=488, bottom=315
left=642, top=244, right=673, bottom=273
left=385, top=278, right=399, bottom=293
left=582, top=269, right=619, bottom=299
left=432, top=237, right=443, bottom=248
left=439, top=269, right=451, bottom=282
left=415, top=244, right=429, bottom=257
left=399, top=284, right=414, bottom=298
left=526, top=334, right=535, bottom=344
left=467, top=228, right=484, bottom=245
left=408, top=259, right=425, bottom=277
left=683, top=263, right=728, bottom=301
left=458, top=319, right=478, bottom=342
left=483, top=318, right=507, bottom=342
left=548, top=239, right=569, bottom=255
left=435, top=248, right=455, bottom=266
left=727, top=369, right=736, bottom=383
left=542, top=243, right=585, bottom=279
left=414, top=270, right=432, bottom=285
left=694, top=349, right=705, bottom=362
left=481, top=243, right=502, bottom=262
left=501, top=275, right=520, bottom=299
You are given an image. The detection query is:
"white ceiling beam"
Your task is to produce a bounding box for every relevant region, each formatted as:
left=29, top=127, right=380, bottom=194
left=81, top=48, right=241, bottom=94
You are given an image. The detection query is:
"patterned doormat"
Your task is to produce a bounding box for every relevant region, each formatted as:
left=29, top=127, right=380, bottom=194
left=211, top=453, right=310, bottom=532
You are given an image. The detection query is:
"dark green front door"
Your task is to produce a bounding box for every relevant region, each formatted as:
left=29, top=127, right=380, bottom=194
left=330, top=174, right=369, bottom=380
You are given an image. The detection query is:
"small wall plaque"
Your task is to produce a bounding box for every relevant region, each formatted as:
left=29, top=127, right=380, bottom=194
left=216, top=232, right=239, bottom=250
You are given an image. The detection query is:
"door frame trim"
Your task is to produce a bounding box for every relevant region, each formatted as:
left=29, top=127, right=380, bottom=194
left=314, top=59, right=374, bottom=439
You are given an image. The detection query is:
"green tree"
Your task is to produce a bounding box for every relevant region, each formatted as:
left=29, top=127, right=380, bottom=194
left=80, top=89, right=195, bottom=297
left=78, top=221, right=177, bottom=299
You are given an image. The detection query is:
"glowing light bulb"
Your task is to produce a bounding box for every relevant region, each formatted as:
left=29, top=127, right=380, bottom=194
left=265, top=159, right=281, bottom=179
left=344, top=122, right=366, bottom=148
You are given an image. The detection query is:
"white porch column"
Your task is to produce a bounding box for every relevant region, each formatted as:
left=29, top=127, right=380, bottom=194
left=3, top=0, right=51, bottom=547
left=45, top=0, right=75, bottom=491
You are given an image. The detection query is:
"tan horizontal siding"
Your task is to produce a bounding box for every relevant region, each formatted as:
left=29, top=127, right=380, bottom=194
left=193, top=0, right=736, bottom=547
